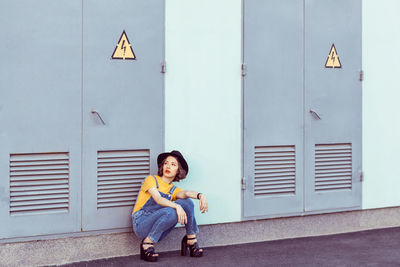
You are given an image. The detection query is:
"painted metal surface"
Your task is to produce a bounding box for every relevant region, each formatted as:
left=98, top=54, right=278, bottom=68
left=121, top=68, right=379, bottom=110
left=304, top=0, right=362, bottom=211
left=82, top=0, right=165, bottom=230
left=0, top=0, right=82, bottom=238
left=243, top=0, right=362, bottom=218
left=243, top=0, right=304, bottom=218
left=0, top=0, right=164, bottom=238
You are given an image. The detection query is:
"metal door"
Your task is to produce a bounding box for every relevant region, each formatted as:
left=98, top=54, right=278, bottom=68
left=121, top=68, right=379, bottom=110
left=304, top=0, right=362, bottom=211
left=82, top=0, right=165, bottom=230
left=0, top=1, right=82, bottom=238
left=243, top=0, right=304, bottom=218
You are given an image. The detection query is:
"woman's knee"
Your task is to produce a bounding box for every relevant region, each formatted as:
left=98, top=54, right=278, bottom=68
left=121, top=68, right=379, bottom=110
left=162, top=207, right=179, bottom=224
left=176, top=198, right=194, bottom=212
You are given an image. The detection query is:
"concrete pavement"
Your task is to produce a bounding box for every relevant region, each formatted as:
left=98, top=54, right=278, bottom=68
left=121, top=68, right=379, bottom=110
left=54, top=227, right=400, bottom=267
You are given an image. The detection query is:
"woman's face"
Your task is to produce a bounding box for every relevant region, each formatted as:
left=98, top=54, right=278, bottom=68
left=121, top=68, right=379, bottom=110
left=163, top=156, right=179, bottom=178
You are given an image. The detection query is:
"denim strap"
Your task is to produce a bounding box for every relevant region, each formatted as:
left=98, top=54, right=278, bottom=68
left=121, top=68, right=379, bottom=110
left=152, top=175, right=159, bottom=189
left=169, top=185, right=176, bottom=195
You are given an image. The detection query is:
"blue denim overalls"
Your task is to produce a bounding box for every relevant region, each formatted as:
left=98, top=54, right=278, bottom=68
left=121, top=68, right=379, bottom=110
left=132, top=176, right=198, bottom=242
left=137, top=175, right=176, bottom=213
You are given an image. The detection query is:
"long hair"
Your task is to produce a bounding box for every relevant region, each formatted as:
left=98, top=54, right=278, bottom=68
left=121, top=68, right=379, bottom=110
left=157, top=156, right=187, bottom=182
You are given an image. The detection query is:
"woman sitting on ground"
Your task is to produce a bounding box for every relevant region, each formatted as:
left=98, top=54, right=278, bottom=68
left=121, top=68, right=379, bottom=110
left=132, top=150, right=208, bottom=262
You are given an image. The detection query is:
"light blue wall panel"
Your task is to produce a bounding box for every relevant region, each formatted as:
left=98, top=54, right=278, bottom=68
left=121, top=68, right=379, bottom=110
left=362, top=0, right=400, bottom=209
left=165, top=0, right=242, bottom=225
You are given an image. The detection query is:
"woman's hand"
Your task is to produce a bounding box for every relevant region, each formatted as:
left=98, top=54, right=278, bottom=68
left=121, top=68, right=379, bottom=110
left=175, top=204, right=187, bottom=225
left=199, top=194, right=208, bottom=213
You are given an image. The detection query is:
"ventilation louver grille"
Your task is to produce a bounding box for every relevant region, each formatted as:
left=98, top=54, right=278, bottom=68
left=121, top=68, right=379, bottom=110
left=9, top=152, right=70, bottom=216
left=97, top=149, right=150, bottom=209
left=315, top=143, right=352, bottom=192
left=254, top=146, right=296, bottom=197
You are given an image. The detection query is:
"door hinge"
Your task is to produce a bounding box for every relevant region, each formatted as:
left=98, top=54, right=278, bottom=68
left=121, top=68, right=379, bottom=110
left=241, top=63, right=246, bottom=77
left=359, top=70, right=364, bottom=82
left=359, top=171, right=364, bottom=182
left=241, top=177, right=246, bottom=190
left=161, top=61, right=166, bottom=74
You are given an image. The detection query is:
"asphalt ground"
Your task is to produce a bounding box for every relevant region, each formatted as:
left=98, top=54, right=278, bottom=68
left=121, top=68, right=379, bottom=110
left=55, top=227, right=400, bottom=267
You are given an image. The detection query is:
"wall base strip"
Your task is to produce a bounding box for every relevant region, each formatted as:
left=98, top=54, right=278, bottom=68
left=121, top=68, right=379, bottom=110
left=1, top=206, right=400, bottom=267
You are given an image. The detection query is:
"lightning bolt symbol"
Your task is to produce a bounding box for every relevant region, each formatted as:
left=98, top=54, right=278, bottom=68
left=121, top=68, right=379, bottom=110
left=121, top=40, right=126, bottom=57
left=331, top=51, right=336, bottom=65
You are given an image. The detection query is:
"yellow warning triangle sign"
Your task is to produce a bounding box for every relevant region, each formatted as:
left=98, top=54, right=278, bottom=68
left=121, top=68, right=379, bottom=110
left=111, top=30, right=136, bottom=60
left=325, top=44, right=341, bottom=68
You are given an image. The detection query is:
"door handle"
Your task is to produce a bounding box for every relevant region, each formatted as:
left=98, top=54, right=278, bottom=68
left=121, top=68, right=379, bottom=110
left=91, top=110, right=106, bottom=125
left=309, top=109, right=322, bottom=120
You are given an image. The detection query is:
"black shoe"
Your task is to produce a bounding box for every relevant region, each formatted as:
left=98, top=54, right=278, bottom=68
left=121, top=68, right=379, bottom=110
left=181, top=236, right=204, bottom=257
left=140, top=239, right=158, bottom=262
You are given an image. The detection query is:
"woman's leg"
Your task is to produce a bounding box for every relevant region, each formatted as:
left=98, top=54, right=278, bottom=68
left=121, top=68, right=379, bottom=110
left=134, top=207, right=179, bottom=243
left=175, top=198, right=199, bottom=235
left=175, top=199, right=203, bottom=254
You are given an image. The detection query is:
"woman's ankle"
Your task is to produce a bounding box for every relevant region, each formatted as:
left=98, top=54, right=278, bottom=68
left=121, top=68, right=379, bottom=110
left=144, top=237, right=153, bottom=243
left=186, top=234, right=197, bottom=245
left=143, top=237, right=155, bottom=248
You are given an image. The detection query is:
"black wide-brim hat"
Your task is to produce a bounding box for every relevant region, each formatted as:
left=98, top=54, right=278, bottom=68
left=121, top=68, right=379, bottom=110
left=157, top=150, right=189, bottom=174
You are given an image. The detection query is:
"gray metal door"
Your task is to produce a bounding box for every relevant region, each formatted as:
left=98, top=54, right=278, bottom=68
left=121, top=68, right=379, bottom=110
left=304, top=0, right=362, bottom=211
left=82, top=0, right=165, bottom=230
left=243, top=0, right=362, bottom=218
left=243, top=0, right=304, bottom=218
left=0, top=1, right=82, bottom=238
